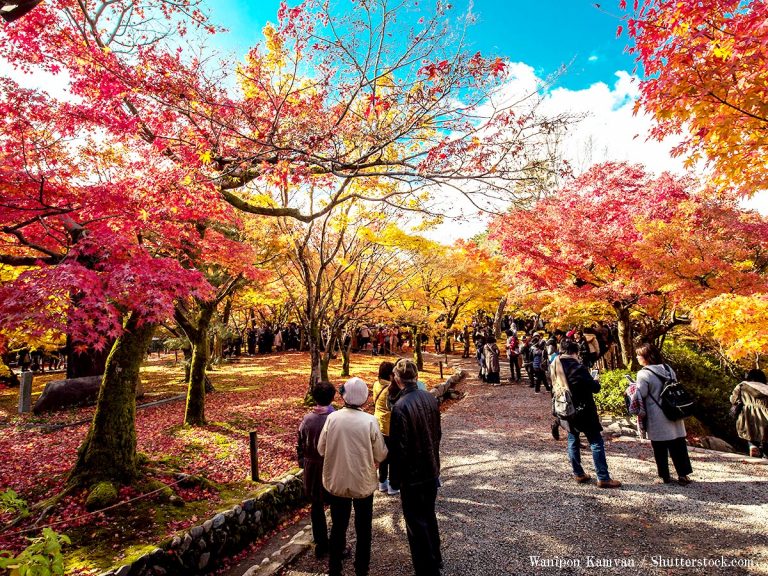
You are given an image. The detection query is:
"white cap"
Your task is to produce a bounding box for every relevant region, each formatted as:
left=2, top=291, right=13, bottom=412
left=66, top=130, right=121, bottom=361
left=341, top=377, right=369, bottom=407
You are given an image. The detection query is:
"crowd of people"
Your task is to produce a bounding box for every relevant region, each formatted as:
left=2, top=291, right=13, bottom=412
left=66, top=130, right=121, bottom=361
left=298, top=358, right=441, bottom=576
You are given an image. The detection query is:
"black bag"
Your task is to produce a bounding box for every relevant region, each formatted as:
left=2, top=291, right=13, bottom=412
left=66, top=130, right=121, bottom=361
left=644, top=364, right=695, bottom=421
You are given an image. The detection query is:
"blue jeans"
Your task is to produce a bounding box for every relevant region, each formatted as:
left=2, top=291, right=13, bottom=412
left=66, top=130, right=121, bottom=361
left=567, top=430, right=610, bottom=482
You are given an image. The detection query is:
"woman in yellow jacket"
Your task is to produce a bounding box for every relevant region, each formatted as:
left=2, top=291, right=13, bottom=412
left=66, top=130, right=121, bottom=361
left=373, top=361, right=399, bottom=495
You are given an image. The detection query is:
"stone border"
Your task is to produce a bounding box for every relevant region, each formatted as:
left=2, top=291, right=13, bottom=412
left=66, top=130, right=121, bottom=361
left=99, top=470, right=305, bottom=576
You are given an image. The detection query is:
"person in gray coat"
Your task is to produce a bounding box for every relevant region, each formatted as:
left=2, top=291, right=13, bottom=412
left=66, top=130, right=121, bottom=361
left=635, top=342, right=692, bottom=485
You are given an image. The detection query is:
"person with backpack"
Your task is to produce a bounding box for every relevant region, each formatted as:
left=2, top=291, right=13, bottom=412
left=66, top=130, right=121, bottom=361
left=730, top=369, right=768, bottom=458
left=552, top=339, right=621, bottom=488
left=635, top=342, right=693, bottom=485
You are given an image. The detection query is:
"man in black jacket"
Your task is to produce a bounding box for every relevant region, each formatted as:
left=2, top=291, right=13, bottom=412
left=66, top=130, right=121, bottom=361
left=554, top=340, right=621, bottom=488
left=388, top=358, right=442, bottom=576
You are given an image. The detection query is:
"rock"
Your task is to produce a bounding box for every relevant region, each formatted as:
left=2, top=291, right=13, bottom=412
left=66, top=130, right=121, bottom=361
left=198, top=552, right=210, bottom=571
left=233, top=504, right=242, bottom=515
left=180, top=534, right=192, bottom=553
left=33, top=375, right=103, bottom=413
left=253, top=510, right=261, bottom=523
left=189, top=526, right=204, bottom=539
left=212, top=513, right=226, bottom=528
left=698, top=436, right=736, bottom=453
left=275, top=482, right=286, bottom=493
left=170, top=536, right=182, bottom=549
left=152, top=567, right=167, bottom=576
left=238, top=511, right=246, bottom=524
left=203, top=519, right=213, bottom=533
left=169, top=495, right=184, bottom=507
left=114, top=566, right=131, bottom=576
left=242, top=498, right=256, bottom=511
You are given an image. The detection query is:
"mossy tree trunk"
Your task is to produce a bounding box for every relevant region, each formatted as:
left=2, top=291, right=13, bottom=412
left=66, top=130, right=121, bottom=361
left=69, top=313, right=155, bottom=487
left=184, top=302, right=215, bottom=426
left=614, top=303, right=634, bottom=369
left=413, top=325, right=424, bottom=371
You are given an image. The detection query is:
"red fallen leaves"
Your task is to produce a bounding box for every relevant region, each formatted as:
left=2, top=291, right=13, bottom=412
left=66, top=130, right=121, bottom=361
left=0, top=353, right=382, bottom=558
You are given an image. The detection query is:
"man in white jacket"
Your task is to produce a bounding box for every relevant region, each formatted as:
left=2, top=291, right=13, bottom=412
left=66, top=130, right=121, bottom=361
left=318, top=377, right=388, bottom=576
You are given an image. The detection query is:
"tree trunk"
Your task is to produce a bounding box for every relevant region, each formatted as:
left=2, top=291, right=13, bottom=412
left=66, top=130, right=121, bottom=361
left=444, top=331, right=452, bottom=354
left=493, top=297, right=507, bottom=339
left=185, top=331, right=209, bottom=426
left=614, top=304, right=634, bottom=369
left=69, top=313, right=155, bottom=486
left=341, top=332, right=352, bottom=377
left=413, top=326, right=424, bottom=371
left=308, top=324, right=323, bottom=387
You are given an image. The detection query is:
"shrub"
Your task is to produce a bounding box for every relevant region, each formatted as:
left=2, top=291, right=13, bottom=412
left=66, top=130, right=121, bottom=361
left=594, top=369, right=633, bottom=416
left=662, top=340, right=738, bottom=442
left=0, top=528, right=70, bottom=576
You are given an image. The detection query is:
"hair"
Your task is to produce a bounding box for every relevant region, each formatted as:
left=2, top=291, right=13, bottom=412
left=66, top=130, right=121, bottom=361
left=311, top=381, right=336, bottom=406
left=746, top=369, right=767, bottom=384
left=378, top=360, right=395, bottom=381
left=636, top=342, right=664, bottom=365
left=561, top=339, right=579, bottom=355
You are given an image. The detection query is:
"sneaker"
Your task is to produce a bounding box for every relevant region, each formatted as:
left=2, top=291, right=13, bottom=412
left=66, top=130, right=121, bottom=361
left=387, top=486, right=400, bottom=495
left=749, top=445, right=761, bottom=458
left=597, top=479, right=622, bottom=489
left=574, top=474, right=591, bottom=484
left=378, top=481, right=389, bottom=492
left=677, top=476, right=692, bottom=486
left=656, top=477, right=673, bottom=484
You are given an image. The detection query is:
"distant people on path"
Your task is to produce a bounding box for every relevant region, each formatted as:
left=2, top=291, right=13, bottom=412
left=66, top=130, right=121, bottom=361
left=297, top=381, right=336, bottom=559
left=506, top=331, right=521, bottom=383
left=373, top=361, right=400, bottom=495
left=552, top=340, right=621, bottom=488
left=730, top=369, right=768, bottom=459
left=531, top=340, right=550, bottom=394
left=318, top=377, right=388, bottom=576
left=635, top=342, right=693, bottom=485
left=388, top=359, right=443, bottom=576
left=483, top=337, right=501, bottom=385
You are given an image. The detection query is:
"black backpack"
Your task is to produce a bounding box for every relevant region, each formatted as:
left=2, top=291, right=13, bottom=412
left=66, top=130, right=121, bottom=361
left=643, top=364, right=695, bottom=421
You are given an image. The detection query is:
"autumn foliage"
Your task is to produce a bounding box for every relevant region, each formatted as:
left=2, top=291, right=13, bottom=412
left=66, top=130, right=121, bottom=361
left=622, top=0, right=768, bottom=197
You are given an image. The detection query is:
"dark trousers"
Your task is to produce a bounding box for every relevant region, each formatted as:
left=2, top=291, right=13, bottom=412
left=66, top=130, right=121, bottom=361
left=509, top=356, right=521, bottom=381
left=310, top=493, right=329, bottom=553
left=327, top=492, right=373, bottom=576
left=401, top=481, right=442, bottom=576
left=533, top=368, right=549, bottom=392
left=651, top=437, right=693, bottom=480
left=379, top=435, right=392, bottom=483
left=525, top=365, right=534, bottom=387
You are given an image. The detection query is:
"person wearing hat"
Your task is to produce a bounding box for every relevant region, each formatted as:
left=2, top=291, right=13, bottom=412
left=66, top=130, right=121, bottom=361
left=388, top=358, right=443, bottom=576
left=318, top=377, right=388, bottom=576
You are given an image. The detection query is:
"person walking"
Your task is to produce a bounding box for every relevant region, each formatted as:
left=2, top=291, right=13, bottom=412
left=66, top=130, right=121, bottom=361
left=552, top=340, right=621, bottom=488
left=635, top=342, right=693, bottom=485
left=388, top=359, right=442, bottom=576
left=297, top=381, right=336, bottom=558
left=730, top=369, right=768, bottom=458
left=318, top=377, right=388, bottom=576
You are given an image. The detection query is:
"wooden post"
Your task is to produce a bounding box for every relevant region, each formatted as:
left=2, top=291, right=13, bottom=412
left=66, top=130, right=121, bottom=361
left=18, top=371, right=32, bottom=413
left=439, top=361, right=443, bottom=379
left=249, top=431, right=259, bottom=482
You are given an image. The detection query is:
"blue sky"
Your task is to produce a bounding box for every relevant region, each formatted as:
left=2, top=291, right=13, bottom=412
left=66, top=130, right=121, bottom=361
left=205, top=0, right=637, bottom=90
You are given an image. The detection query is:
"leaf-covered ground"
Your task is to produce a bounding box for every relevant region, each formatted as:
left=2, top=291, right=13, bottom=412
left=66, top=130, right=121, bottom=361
left=0, top=351, right=452, bottom=573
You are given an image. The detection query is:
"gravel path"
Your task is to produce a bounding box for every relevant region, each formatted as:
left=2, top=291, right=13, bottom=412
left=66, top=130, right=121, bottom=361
left=279, top=354, right=768, bottom=575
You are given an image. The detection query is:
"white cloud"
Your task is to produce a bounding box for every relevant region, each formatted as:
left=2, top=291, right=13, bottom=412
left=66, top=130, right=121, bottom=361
left=0, top=56, right=72, bottom=99
left=588, top=55, right=599, bottom=62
